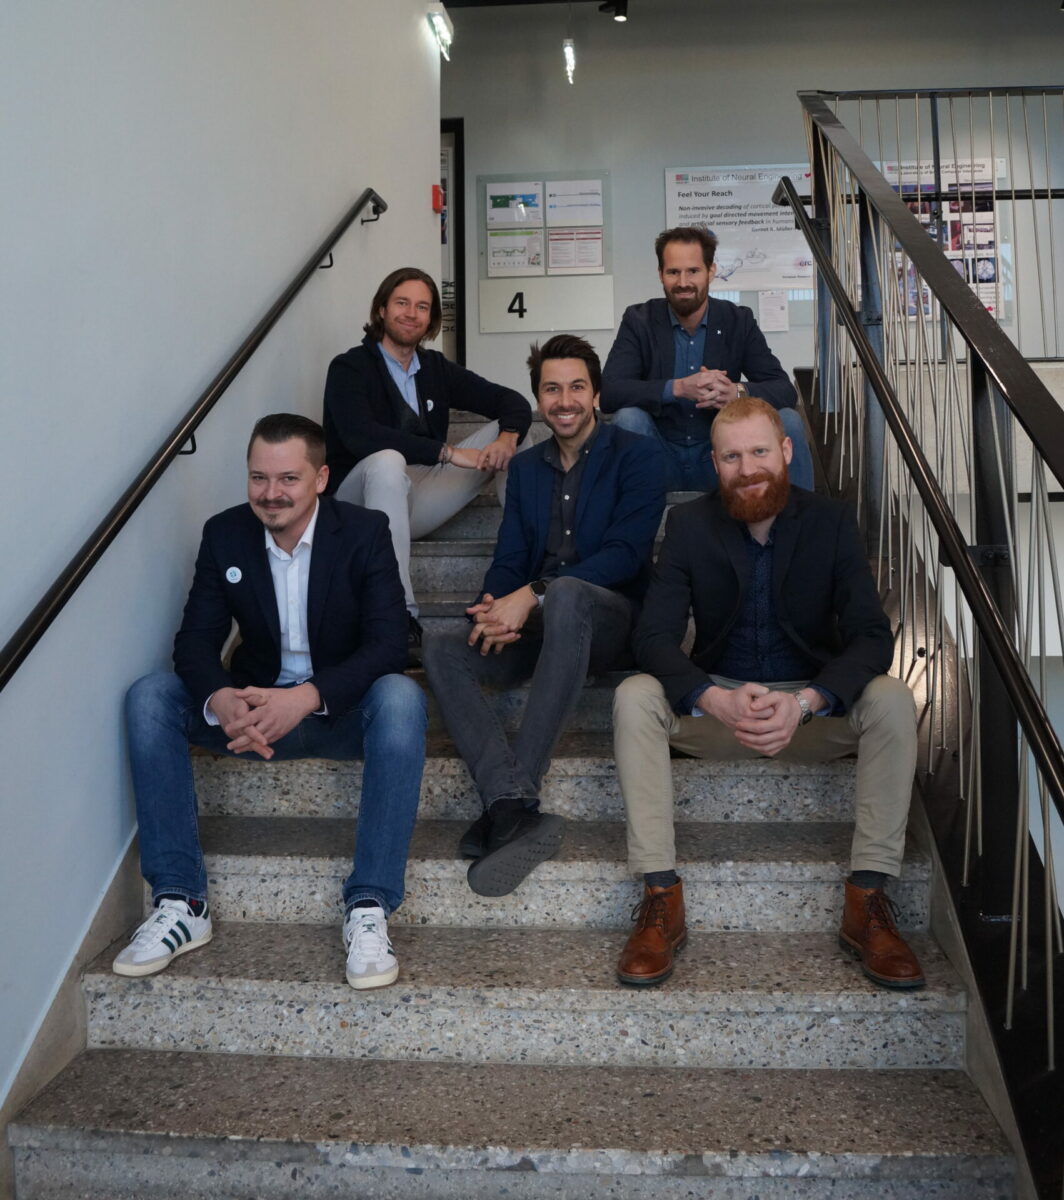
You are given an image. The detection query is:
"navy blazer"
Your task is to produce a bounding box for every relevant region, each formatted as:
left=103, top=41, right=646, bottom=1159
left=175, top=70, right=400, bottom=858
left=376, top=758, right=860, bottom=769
left=600, top=296, right=797, bottom=416
left=173, top=496, right=407, bottom=718
left=633, top=489, right=894, bottom=713
left=481, top=422, right=666, bottom=609
left=323, top=334, right=532, bottom=487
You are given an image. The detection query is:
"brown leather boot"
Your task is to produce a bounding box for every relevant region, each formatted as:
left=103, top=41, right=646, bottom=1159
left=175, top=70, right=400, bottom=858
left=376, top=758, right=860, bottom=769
left=839, top=880, right=925, bottom=989
left=616, top=880, right=687, bottom=986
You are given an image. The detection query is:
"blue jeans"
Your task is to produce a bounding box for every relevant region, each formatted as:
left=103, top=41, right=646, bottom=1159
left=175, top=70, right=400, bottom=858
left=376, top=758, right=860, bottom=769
left=610, top=405, right=815, bottom=492
left=422, top=576, right=632, bottom=807
left=125, top=672, right=427, bottom=914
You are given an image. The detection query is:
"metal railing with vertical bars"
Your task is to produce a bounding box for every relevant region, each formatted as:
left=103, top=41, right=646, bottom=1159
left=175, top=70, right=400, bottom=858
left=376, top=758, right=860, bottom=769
left=775, top=86, right=1064, bottom=1199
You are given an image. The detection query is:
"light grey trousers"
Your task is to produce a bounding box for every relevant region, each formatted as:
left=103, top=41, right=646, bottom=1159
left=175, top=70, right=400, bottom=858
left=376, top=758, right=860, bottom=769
left=334, top=421, right=516, bottom=617
left=612, top=672, right=917, bottom=877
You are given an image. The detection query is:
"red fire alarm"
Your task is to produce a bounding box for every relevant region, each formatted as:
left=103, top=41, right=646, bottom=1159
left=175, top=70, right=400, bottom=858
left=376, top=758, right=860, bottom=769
left=432, top=184, right=445, bottom=214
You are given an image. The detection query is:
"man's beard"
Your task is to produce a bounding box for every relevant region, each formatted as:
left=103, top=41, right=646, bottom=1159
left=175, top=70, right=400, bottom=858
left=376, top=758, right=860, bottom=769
left=666, top=284, right=707, bottom=318
left=720, top=467, right=790, bottom=524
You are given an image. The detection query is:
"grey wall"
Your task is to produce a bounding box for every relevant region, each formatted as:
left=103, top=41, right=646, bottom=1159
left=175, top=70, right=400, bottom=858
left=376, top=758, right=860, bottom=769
left=442, top=0, right=1063, bottom=397
left=0, top=0, right=440, bottom=1104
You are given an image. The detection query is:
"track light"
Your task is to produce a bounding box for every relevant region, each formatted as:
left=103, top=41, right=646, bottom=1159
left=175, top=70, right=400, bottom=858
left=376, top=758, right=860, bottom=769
left=599, top=0, right=628, bottom=20
left=563, top=37, right=576, bottom=85
left=427, top=2, right=454, bottom=61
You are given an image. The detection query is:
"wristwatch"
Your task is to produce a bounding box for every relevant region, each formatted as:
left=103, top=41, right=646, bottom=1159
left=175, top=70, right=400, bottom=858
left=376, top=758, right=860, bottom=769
left=736, top=382, right=748, bottom=400
left=529, top=578, right=549, bottom=604
left=794, top=692, right=814, bottom=725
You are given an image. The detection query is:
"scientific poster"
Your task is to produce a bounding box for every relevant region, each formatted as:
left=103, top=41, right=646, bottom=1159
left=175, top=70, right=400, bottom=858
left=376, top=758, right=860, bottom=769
left=664, top=164, right=814, bottom=291
left=486, top=181, right=544, bottom=228
left=547, top=228, right=604, bottom=275
left=486, top=229, right=544, bottom=277
left=545, top=179, right=604, bottom=227
left=883, top=158, right=1004, bottom=315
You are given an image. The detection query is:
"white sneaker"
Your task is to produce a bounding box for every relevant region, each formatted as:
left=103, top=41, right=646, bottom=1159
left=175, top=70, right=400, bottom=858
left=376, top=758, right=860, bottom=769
left=112, top=899, right=213, bottom=977
left=343, top=905, right=398, bottom=989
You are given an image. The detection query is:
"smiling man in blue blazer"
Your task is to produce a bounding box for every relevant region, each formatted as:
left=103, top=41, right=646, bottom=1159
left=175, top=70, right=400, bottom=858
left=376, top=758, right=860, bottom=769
left=114, top=414, right=426, bottom=991
left=423, top=335, right=666, bottom=897
left=601, top=226, right=814, bottom=493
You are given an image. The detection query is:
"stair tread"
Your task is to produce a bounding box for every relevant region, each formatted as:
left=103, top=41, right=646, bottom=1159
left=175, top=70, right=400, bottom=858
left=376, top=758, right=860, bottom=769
left=11, top=1050, right=1011, bottom=1169
left=199, top=815, right=930, bottom=880
left=86, top=922, right=961, bottom=1011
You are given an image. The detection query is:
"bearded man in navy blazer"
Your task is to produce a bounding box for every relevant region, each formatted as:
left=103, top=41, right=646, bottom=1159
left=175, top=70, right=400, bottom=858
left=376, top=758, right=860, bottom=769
left=601, top=226, right=814, bottom=494
left=423, top=335, right=666, bottom=898
left=612, top=398, right=923, bottom=991
left=114, top=414, right=427, bottom=990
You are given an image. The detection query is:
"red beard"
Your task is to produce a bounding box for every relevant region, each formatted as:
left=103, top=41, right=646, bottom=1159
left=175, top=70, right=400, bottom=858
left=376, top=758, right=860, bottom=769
left=720, top=467, right=790, bottom=524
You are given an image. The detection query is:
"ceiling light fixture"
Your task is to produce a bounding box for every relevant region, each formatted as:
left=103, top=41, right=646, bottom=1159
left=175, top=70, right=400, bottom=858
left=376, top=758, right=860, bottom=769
left=599, top=0, right=628, bottom=21
left=427, top=2, right=454, bottom=61
left=563, top=37, right=576, bottom=85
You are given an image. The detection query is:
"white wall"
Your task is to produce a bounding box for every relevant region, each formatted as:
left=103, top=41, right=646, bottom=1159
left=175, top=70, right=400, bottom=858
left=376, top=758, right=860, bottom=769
left=442, top=0, right=1063, bottom=396
left=0, top=0, right=440, bottom=1105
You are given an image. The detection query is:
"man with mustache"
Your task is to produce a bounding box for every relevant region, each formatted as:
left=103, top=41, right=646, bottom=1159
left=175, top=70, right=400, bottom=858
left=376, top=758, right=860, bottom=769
left=423, top=335, right=665, bottom=897
left=115, top=414, right=426, bottom=990
left=612, top=397, right=923, bottom=990
left=601, top=226, right=814, bottom=493
left=323, top=268, right=532, bottom=660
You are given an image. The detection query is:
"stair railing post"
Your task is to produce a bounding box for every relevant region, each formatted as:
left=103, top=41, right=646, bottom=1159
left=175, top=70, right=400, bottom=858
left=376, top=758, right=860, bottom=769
left=969, top=355, right=1021, bottom=919
left=857, top=192, right=886, bottom=532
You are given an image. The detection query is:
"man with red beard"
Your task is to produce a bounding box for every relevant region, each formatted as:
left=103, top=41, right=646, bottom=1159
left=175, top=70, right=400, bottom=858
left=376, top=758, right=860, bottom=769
left=611, top=397, right=924, bottom=990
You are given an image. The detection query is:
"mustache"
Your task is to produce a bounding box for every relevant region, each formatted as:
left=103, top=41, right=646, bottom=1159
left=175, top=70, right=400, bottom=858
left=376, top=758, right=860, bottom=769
left=734, top=470, right=774, bottom=486
left=256, top=498, right=294, bottom=509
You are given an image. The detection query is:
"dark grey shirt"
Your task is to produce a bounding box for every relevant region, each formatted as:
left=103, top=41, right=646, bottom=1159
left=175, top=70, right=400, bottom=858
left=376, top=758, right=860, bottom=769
left=538, top=420, right=601, bottom=578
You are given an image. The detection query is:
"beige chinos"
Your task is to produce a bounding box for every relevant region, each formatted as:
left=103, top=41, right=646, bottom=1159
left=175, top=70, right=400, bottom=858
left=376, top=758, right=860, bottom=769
left=613, top=672, right=917, bottom=878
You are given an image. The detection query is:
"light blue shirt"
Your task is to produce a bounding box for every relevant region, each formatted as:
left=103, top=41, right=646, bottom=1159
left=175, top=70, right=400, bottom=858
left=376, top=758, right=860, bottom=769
left=661, top=305, right=709, bottom=403
left=379, top=343, right=421, bottom=415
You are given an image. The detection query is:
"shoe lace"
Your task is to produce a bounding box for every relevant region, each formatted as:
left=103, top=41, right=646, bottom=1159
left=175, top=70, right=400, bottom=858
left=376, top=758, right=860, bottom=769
left=348, top=912, right=392, bottom=958
left=630, top=892, right=669, bottom=936
left=129, top=903, right=185, bottom=949
left=865, top=890, right=902, bottom=933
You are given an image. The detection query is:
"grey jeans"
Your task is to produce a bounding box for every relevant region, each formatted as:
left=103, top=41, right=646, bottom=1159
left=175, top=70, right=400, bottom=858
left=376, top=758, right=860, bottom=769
left=422, top=576, right=633, bottom=808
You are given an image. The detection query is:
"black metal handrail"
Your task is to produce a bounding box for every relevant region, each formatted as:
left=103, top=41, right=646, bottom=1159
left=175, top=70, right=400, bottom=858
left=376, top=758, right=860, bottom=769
left=795, top=91, right=1064, bottom=489
left=0, top=187, right=388, bottom=693
left=774, top=171, right=1064, bottom=831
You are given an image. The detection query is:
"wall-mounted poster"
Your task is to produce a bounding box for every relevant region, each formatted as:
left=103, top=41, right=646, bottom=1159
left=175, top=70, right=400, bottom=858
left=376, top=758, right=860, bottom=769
left=486, top=229, right=545, bottom=278
left=664, top=164, right=814, bottom=291
left=545, top=179, right=604, bottom=227
left=485, top=181, right=544, bottom=228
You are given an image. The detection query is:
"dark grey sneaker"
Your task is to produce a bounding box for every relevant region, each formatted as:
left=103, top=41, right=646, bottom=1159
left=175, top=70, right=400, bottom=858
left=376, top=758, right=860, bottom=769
left=466, top=808, right=566, bottom=897
left=458, top=810, right=493, bottom=859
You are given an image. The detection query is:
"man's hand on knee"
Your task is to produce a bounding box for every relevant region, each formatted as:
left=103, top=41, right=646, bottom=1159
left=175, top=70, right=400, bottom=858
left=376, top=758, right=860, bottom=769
left=732, top=689, right=804, bottom=756
left=466, top=587, right=537, bottom=654
left=475, top=432, right=519, bottom=472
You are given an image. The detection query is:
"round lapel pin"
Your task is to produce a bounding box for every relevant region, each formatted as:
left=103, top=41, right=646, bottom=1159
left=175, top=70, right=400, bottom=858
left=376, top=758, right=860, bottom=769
left=225, top=566, right=242, bottom=584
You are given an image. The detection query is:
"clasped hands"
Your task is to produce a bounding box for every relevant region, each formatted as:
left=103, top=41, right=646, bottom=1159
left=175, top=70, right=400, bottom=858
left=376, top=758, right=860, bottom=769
left=673, top=367, right=739, bottom=410
left=698, top=682, right=809, bottom=757
left=208, top=682, right=322, bottom=759
left=466, top=586, right=538, bottom=656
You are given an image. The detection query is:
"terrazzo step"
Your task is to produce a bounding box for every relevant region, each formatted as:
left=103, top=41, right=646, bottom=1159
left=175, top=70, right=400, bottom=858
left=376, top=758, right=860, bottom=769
left=86, top=923, right=964, bottom=1071
left=9, top=1051, right=1014, bottom=1199
left=196, top=815, right=931, bottom=931
left=411, top=540, right=495, bottom=593
left=193, top=734, right=859, bottom=823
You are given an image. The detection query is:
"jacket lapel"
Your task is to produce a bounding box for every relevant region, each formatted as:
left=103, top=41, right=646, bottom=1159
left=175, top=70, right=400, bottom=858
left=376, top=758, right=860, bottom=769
left=653, top=302, right=675, bottom=377
left=573, top=421, right=608, bottom=528
left=769, top=493, right=801, bottom=610
left=307, top=498, right=340, bottom=650
left=240, top=509, right=281, bottom=647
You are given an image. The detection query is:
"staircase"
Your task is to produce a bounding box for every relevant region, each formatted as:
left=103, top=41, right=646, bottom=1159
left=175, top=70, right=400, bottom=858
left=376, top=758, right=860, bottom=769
left=8, top=414, right=1015, bottom=1198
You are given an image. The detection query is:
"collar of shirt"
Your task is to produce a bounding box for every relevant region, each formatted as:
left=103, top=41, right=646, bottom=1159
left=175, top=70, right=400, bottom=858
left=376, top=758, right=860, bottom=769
left=264, top=500, right=319, bottom=687
left=379, top=342, right=421, bottom=415
left=542, top=415, right=601, bottom=472
left=668, top=304, right=709, bottom=334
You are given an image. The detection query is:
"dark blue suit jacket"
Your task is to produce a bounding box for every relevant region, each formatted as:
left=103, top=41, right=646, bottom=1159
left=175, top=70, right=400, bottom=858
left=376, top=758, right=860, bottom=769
left=481, top=422, right=666, bottom=610
left=633, top=490, right=893, bottom=713
left=600, top=296, right=797, bottom=418
left=173, top=496, right=407, bottom=718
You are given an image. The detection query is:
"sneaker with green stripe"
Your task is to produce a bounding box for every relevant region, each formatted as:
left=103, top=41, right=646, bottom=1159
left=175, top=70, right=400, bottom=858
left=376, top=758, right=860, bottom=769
left=112, top=898, right=213, bottom=977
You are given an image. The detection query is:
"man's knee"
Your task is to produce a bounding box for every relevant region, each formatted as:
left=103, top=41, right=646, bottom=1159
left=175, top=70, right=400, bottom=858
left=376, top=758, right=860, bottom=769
left=125, top=672, right=188, bottom=731
left=361, top=674, right=427, bottom=746
left=359, top=449, right=411, bottom=491
left=611, top=407, right=656, bottom=438
left=541, top=575, right=595, bottom=625
left=613, top=672, right=670, bottom=731
left=857, top=675, right=916, bottom=736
